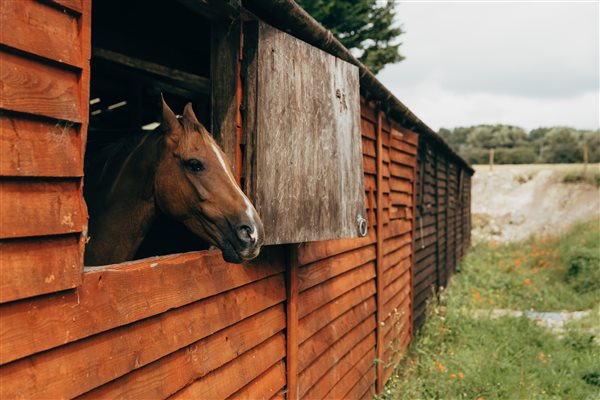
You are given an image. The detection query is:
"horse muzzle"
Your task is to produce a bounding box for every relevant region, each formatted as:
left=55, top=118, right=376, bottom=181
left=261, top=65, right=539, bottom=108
left=220, top=221, right=264, bottom=263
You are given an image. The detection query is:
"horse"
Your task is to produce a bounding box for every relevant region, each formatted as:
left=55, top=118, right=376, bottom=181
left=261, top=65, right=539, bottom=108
left=83, top=97, right=264, bottom=266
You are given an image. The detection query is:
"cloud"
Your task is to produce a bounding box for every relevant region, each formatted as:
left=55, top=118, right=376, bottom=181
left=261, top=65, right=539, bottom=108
left=377, top=1, right=599, bottom=130
left=389, top=81, right=598, bottom=131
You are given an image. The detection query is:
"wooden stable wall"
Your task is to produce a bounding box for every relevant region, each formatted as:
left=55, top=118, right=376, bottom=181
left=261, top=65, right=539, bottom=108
left=0, top=0, right=90, bottom=302
left=0, top=98, right=416, bottom=399
left=285, top=101, right=417, bottom=399
left=413, top=137, right=473, bottom=329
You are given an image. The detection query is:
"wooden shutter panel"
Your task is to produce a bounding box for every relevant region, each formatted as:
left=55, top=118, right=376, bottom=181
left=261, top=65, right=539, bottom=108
left=243, top=21, right=366, bottom=245
left=0, top=0, right=90, bottom=302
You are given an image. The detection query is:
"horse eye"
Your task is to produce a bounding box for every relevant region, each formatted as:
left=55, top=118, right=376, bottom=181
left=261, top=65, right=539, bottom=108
left=183, top=159, right=205, bottom=173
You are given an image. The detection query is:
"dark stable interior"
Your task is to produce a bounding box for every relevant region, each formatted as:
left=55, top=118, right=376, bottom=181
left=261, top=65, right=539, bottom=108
left=86, top=0, right=212, bottom=261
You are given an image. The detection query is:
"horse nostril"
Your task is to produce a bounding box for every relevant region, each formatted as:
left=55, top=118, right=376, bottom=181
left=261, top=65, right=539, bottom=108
left=237, top=224, right=256, bottom=244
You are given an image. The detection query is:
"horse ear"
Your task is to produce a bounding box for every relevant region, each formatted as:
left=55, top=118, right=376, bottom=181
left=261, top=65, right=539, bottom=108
left=160, top=94, right=181, bottom=140
left=182, top=102, right=202, bottom=132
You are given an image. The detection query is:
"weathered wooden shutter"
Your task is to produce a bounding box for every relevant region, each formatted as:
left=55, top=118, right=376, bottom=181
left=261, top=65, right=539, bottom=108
left=0, top=0, right=90, bottom=302
left=243, top=21, right=366, bottom=245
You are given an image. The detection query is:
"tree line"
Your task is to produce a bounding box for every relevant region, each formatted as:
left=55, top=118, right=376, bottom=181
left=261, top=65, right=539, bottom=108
left=438, top=125, right=600, bottom=165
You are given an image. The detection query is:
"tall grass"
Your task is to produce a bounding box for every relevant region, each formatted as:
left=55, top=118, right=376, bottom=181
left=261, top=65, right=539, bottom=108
left=377, top=219, right=600, bottom=400
left=453, top=219, right=600, bottom=311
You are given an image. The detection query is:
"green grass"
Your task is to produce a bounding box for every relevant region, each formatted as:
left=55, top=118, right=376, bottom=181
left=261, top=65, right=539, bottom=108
left=377, top=220, right=600, bottom=400
left=453, top=219, right=600, bottom=311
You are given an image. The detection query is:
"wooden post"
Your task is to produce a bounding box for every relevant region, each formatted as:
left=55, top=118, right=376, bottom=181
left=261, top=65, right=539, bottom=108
left=489, top=148, right=494, bottom=171
left=375, top=108, right=385, bottom=393
left=285, top=245, right=299, bottom=400
left=409, top=133, right=418, bottom=339
left=211, top=21, right=242, bottom=177
left=434, top=149, right=441, bottom=290
left=445, top=159, right=450, bottom=280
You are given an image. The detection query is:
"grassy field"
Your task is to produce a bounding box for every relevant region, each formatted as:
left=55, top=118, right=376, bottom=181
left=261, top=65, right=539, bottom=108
left=377, top=220, right=600, bottom=400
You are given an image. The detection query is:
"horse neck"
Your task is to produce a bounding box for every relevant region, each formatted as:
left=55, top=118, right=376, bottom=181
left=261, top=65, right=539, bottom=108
left=85, top=132, right=163, bottom=266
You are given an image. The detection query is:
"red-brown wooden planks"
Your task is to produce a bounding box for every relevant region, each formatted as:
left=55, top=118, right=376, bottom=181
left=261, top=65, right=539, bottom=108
left=298, top=244, right=376, bottom=291
left=0, top=115, right=82, bottom=177
left=324, top=346, right=374, bottom=399
left=286, top=246, right=299, bottom=400
left=298, top=316, right=376, bottom=398
left=375, top=110, right=385, bottom=393
left=0, top=1, right=81, bottom=67
left=228, top=361, right=286, bottom=400
left=0, top=50, right=82, bottom=122
left=303, top=332, right=375, bottom=400
left=296, top=231, right=375, bottom=266
left=0, top=180, right=85, bottom=239
left=0, top=275, right=286, bottom=399
left=383, top=243, right=411, bottom=271
left=299, top=279, right=375, bottom=344
left=298, top=296, right=375, bottom=372
left=77, top=305, right=286, bottom=400
left=0, top=234, right=82, bottom=303
left=298, top=262, right=375, bottom=318
left=0, top=249, right=284, bottom=364
left=390, top=178, right=413, bottom=194
left=170, top=333, right=285, bottom=400
left=334, top=350, right=376, bottom=400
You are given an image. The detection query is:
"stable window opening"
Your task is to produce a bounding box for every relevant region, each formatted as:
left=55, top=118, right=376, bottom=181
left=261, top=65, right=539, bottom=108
left=84, top=0, right=216, bottom=266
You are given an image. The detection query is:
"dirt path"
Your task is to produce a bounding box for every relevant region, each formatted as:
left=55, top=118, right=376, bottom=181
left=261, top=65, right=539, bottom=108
left=471, top=163, right=600, bottom=242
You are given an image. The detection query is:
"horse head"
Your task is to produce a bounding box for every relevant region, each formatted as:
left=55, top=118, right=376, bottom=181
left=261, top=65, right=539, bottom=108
left=155, top=98, right=264, bottom=263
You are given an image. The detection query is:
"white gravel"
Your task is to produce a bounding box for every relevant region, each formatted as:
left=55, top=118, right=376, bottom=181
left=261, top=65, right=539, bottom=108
left=471, top=164, right=600, bottom=242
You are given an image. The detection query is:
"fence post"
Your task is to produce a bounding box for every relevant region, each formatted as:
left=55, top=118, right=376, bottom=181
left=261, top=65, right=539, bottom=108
left=285, top=245, right=299, bottom=400
left=583, top=144, right=589, bottom=175
left=375, top=108, right=385, bottom=393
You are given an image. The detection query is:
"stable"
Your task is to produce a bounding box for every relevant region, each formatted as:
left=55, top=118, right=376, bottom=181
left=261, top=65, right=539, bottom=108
left=0, top=0, right=473, bottom=398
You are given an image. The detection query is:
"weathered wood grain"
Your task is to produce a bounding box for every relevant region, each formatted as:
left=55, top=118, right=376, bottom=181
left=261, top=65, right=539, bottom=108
left=0, top=115, right=82, bottom=177
left=246, top=21, right=365, bottom=244
left=0, top=180, right=85, bottom=239
left=0, top=234, right=82, bottom=303
left=77, top=305, right=285, bottom=400
left=0, top=50, right=81, bottom=122
left=0, top=1, right=81, bottom=67
left=210, top=20, right=240, bottom=175
left=0, top=249, right=284, bottom=364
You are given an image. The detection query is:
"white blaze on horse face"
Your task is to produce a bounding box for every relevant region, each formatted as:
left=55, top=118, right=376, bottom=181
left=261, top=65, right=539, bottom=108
left=210, top=141, right=258, bottom=233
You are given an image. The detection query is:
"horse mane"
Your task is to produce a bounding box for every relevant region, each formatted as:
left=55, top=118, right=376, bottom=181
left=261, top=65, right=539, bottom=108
left=84, top=129, right=162, bottom=206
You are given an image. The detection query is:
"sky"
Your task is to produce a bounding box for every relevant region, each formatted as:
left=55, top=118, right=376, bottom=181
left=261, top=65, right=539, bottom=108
left=377, top=1, right=600, bottom=132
